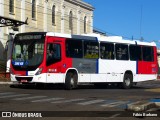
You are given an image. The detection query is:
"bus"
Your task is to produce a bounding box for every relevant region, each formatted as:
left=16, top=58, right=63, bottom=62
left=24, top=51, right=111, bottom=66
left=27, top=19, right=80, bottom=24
left=10, top=32, right=158, bottom=89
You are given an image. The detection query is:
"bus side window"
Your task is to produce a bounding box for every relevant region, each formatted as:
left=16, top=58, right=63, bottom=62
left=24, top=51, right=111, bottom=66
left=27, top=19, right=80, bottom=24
left=115, top=44, right=129, bottom=60
left=47, top=43, right=61, bottom=65
left=142, top=46, right=154, bottom=62
left=100, top=42, right=114, bottom=59
left=66, top=39, right=83, bottom=58
left=130, top=45, right=137, bottom=61
left=84, top=41, right=99, bottom=59
left=137, top=46, right=142, bottom=61
left=129, top=45, right=142, bottom=61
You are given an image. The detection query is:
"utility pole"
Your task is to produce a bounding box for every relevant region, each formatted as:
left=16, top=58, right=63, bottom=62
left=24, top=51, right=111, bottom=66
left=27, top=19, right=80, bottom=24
left=140, top=5, right=143, bottom=41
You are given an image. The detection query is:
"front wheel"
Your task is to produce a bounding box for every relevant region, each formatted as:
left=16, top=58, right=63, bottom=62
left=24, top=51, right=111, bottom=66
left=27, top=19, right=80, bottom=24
left=121, top=74, right=133, bottom=89
left=65, top=72, right=78, bottom=90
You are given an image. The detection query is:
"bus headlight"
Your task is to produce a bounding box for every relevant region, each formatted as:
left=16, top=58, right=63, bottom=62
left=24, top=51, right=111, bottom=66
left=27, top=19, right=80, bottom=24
left=35, top=68, right=43, bottom=75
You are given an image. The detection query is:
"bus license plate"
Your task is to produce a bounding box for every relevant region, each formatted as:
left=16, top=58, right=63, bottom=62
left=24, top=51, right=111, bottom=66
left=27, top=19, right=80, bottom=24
left=21, top=80, right=28, bottom=83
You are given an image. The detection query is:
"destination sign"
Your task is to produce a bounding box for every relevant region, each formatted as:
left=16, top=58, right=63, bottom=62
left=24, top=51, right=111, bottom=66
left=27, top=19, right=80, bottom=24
left=15, top=34, right=45, bottom=40
left=18, top=35, right=42, bottom=40
left=12, top=61, right=29, bottom=66
left=12, top=61, right=24, bottom=66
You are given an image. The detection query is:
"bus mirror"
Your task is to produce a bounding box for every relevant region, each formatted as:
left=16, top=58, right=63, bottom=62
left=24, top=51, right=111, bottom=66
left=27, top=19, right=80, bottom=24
left=5, top=44, right=8, bottom=51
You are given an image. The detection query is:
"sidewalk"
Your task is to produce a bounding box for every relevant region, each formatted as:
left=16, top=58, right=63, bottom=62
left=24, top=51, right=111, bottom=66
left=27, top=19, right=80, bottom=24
left=0, top=77, right=12, bottom=84
left=0, top=71, right=11, bottom=84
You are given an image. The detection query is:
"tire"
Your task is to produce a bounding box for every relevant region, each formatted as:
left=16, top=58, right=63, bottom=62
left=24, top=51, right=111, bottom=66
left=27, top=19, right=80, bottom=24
left=65, top=72, right=78, bottom=90
left=121, top=74, right=133, bottom=89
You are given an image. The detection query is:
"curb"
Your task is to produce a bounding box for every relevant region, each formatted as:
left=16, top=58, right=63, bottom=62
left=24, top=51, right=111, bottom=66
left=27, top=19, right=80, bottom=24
left=126, top=98, right=160, bottom=112
left=150, top=98, right=160, bottom=107
left=0, top=82, right=12, bottom=84
left=126, top=101, right=157, bottom=112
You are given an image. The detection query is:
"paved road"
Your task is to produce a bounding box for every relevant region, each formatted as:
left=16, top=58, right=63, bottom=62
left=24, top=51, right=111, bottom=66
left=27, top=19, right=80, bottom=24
left=0, top=80, right=160, bottom=120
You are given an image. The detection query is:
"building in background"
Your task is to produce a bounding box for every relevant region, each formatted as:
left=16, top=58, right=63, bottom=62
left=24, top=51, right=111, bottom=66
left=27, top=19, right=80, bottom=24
left=0, top=0, right=94, bottom=73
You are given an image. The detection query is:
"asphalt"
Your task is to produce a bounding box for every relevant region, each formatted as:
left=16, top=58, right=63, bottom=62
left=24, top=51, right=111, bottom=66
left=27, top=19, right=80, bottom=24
left=0, top=77, right=160, bottom=112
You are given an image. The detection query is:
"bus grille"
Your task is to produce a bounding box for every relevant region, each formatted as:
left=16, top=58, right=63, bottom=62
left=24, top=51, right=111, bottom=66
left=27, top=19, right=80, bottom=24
left=15, top=77, right=33, bottom=82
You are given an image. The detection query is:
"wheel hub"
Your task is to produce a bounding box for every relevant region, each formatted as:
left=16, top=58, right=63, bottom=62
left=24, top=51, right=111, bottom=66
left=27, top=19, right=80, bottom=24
left=125, top=78, right=130, bottom=86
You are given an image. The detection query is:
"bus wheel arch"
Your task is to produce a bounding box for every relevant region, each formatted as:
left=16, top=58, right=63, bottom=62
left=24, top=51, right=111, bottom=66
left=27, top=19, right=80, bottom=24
left=64, top=69, right=78, bottom=90
left=121, top=71, right=133, bottom=89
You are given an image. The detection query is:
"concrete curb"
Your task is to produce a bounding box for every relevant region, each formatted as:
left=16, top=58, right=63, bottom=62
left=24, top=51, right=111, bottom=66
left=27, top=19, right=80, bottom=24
left=126, top=101, right=157, bottom=112
left=126, top=99, right=160, bottom=112
left=0, top=82, right=12, bottom=84
left=150, top=98, right=160, bottom=107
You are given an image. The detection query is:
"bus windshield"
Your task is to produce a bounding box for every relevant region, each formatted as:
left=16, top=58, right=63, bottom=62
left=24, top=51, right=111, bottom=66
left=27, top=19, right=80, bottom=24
left=11, top=33, right=45, bottom=70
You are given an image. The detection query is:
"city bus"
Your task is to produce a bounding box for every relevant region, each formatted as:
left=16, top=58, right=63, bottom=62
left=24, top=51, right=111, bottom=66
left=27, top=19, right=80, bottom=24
left=10, top=32, right=158, bottom=89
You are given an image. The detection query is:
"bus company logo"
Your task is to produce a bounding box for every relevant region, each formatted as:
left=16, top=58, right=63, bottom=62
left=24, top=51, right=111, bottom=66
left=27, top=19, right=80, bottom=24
left=2, top=112, right=11, bottom=117
left=152, top=68, right=156, bottom=72
left=63, top=64, right=67, bottom=68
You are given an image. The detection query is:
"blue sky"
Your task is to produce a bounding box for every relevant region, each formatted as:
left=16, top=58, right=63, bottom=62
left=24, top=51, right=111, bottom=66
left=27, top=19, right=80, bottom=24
left=84, top=0, right=160, bottom=48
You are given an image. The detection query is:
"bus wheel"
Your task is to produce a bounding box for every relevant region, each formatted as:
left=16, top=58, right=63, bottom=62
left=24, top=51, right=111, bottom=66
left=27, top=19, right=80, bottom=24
left=121, top=74, right=133, bottom=89
left=65, top=72, right=78, bottom=90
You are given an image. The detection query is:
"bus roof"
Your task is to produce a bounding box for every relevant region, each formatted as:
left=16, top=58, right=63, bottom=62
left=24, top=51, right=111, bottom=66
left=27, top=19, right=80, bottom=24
left=39, top=32, right=156, bottom=46
left=98, top=35, right=156, bottom=46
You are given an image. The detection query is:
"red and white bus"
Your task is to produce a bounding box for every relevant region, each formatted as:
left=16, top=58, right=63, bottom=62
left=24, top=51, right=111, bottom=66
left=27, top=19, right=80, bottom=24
left=10, top=32, right=158, bottom=89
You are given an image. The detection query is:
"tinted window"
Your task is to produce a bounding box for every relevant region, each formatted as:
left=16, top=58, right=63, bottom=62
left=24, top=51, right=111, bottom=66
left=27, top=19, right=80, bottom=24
left=129, top=45, right=142, bottom=61
left=66, top=39, right=83, bottom=58
left=129, top=45, right=137, bottom=61
left=100, top=42, right=114, bottom=59
left=115, top=44, right=129, bottom=60
left=84, top=41, right=99, bottom=59
left=137, top=46, right=142, bottom=61
left=142, top=46, right=154, bottom=62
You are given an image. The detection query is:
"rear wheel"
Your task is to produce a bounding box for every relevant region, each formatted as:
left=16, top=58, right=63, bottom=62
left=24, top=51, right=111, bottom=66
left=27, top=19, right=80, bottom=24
left=65, top=72, right=78, bottom=90
left=121, top=74, right=133, bottom=89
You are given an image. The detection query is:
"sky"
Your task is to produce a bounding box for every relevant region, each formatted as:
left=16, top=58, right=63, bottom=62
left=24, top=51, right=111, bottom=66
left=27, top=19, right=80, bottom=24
left=84, top=0, right=160, bottom=48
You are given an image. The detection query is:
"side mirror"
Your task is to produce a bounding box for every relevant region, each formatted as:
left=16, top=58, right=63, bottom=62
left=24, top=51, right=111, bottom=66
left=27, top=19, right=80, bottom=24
left=5, top=43, right=8, bottom=51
